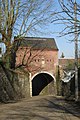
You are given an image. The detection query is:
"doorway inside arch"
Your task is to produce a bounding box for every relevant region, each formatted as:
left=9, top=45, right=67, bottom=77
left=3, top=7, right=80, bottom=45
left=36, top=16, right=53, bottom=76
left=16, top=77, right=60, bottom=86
left=32, top=73, right=55, bottom=96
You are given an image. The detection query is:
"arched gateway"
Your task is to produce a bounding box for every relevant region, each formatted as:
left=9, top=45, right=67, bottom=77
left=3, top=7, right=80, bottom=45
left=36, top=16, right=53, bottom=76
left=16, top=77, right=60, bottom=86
left=30, top=72, right=56, bottom=97
left=15, top=37, right=58, bottom=97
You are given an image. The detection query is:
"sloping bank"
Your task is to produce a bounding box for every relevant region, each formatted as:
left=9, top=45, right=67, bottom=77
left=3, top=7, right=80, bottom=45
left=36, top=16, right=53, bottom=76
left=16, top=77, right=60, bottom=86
left=0, top=63, right=30, bottom=103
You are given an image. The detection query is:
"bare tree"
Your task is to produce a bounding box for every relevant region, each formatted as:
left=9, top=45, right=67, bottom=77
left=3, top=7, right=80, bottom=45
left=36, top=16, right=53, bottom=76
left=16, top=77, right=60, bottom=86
left=0, top=0, right=55, bottom=68
left=15, top=41, right=46, bottom=73
left=52, top=0, right=79, bottom=101
left=52, top=0, right=80, bottom=37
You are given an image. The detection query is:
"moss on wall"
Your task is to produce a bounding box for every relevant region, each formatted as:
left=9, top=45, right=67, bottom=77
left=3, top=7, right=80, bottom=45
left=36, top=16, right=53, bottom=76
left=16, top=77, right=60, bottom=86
left=56, top=65, right=62, bottom=96
left=0, top=64, right=29, bottom=103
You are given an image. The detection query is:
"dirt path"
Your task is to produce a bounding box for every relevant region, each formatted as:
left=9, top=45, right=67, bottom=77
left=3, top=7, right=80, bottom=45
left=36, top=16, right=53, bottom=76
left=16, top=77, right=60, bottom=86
left=0, top=95, right=80, bottom=120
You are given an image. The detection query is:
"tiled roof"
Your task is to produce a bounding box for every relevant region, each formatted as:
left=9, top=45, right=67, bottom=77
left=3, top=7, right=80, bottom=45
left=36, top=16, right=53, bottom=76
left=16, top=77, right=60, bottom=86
left=59, top=58, right=75, bottom=65
left=59, top=58, right=80, bottom=70
left=14, top=37, right=58, bottom=50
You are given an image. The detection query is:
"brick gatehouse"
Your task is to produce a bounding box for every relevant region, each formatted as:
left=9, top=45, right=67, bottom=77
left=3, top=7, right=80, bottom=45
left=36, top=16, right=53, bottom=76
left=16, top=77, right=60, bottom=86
left=15, top=37, right=58, bottom=97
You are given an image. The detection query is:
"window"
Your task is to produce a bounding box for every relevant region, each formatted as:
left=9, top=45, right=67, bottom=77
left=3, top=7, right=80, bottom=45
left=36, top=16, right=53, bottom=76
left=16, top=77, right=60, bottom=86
left=34, top=59, right=36, bottom=62
left=38, top=59, right=39, bottom=62
left=50, top=59, right=51, bottom=62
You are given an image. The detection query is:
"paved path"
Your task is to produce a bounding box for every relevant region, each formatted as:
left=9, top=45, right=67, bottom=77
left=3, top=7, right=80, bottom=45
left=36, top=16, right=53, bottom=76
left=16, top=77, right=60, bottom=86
left=0, top=95, right=80, bottom=120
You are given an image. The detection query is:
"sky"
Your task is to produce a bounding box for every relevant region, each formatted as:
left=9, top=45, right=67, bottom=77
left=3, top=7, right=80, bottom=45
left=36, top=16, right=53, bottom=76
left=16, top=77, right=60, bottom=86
left=46, top=21, right=75, bottom=58
left=0, top=0, right=80, bottom=58
left=35, top=0, right=80, bottom=58
left=54, top=0, right=80, bottom=58
left=52, top=0, right=80, bottom=58
left=0, top=43, right=6, bottom=55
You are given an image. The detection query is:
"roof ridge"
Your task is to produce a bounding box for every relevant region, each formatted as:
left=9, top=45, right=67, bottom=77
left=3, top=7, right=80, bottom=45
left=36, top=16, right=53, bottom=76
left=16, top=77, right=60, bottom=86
left=14, top=37, right=58, bottom=50
left=22, top=36, right=54, bottom=39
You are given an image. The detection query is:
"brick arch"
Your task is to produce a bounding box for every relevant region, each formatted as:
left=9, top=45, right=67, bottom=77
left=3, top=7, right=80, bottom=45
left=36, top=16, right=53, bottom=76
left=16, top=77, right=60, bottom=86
left=31, top=71, right=56, bottom=96
left=31, top=71, right=56, bottom=82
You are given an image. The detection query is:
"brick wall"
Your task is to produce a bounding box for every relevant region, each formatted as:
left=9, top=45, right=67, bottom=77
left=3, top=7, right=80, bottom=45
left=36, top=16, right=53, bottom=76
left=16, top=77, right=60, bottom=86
left=16, top=47, right=58, bottom=76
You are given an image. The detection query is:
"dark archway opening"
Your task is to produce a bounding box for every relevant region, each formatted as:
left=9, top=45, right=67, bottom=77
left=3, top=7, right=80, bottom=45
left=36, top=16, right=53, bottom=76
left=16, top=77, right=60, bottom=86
left=32, top=73, right=54, bottom=96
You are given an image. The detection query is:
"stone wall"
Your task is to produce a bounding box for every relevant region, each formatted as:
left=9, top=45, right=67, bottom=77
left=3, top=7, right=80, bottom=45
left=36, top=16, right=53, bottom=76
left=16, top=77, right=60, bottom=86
left=61, top=68, right=80, bottom=99
left=18, top=72, right=30, bottom=98
left=0, top=64, right=29, bottom=103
